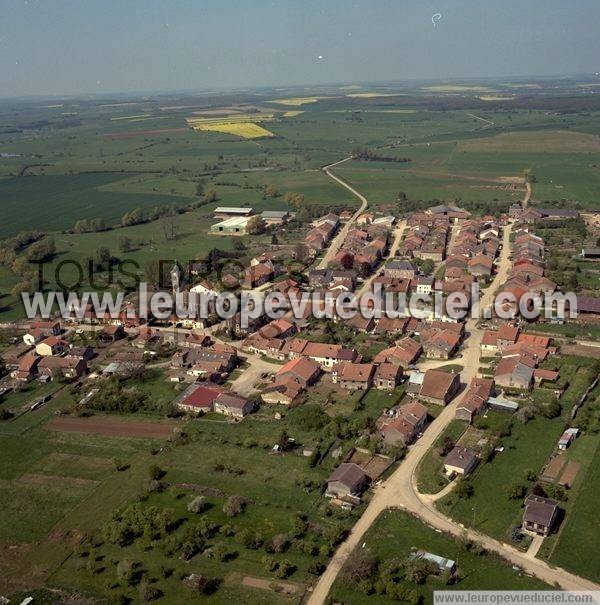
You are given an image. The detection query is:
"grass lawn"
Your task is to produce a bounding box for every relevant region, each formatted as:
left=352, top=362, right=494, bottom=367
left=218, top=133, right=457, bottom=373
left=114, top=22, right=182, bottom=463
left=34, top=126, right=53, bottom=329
left=329, top=509, right=549, bottom=604
left=416, top=420, right=466, bottom=494
left=437, top=415, right=565, bottom=541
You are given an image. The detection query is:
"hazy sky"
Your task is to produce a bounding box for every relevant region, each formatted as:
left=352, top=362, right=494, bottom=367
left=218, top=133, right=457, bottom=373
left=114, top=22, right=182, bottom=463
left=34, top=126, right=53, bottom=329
left=2, top=0, right=600, bottom=97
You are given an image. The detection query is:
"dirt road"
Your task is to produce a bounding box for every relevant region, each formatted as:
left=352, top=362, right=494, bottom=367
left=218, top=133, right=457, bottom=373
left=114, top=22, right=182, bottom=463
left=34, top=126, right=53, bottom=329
left=316, top=158, right=368, bottom=269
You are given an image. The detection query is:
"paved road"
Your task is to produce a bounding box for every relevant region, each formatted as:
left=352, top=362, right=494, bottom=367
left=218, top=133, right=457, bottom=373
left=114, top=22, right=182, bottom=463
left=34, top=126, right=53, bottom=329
left=316, top=158, right=368, bottom=269
left=307, top=218, right=600, bottom=604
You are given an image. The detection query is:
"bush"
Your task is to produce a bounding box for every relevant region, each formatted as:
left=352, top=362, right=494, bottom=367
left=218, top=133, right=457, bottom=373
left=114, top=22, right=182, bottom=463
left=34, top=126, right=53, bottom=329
left=275, top=559, right=295, bottom=579
left=268, top=533, right=289, bottom=554
left=148, top=465, right=165, bottom=480
left=187, top=496, right=207, bottom=514
left=139, top=580, right=162, bottom=602
left=507, top=482, right=527, bottom=500
left=223, top=495, right=246, bottom=517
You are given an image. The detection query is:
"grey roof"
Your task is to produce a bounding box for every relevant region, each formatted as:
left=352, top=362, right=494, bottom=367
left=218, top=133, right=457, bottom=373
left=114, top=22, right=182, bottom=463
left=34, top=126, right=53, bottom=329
left=327, top=463, right=369, bottom=491
left=261, top=210, right=289, bottom=219
left=524, top=495, right=559, bottom=526
left=410, top=550, right=456, bottom=572
left=386, top=259, right=414, bottom=270
left=214, top=207, right=253, bottom=214
left=444, top=446, right=477, bottom=471
left=215, top=392, right=249, bottom=409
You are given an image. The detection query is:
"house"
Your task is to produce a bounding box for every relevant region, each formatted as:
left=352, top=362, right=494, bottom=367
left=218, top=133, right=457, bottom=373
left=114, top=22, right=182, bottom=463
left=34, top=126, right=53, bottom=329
left=381, top=400, right=427, bottom=446
left=384, top=259, right=416, bottom=279
left=66, top=346, right=95, bottom=362
left=468, top=254, right=494, bottom=280
left=480, top=330, right=500, bottom=355
left=243, top=262, right=274, bottom=289
left=29, top=320, right=61, bottom=335
left=35, top=336, right=68, bottom=357
left=326, top=463, right=370, bottom=503
left=533, top=368, right=559, bottom=386
left=175, top=384, right=253, bottom=418
left=13, top=354, right=41, bottom=382
left=522, top=495, right=560, bottom=536
left=100, top=325, right=125, bottom=343
left=444, top=446, right=478, bottom=477
left=374, top=338, right=422, bottom=366
left=261, top=379, right=304, bottom=406
left=416, top=276, right=434, bottom=294
left=494, top=356, right=535, bottom=390
left=419, top=369, right=461, bottom=405
left=275, top=357, right=321, bottom=387
left=558, top=428, right=579, bottom=450
left=38, top=356, right=87, bottom=381
left=344, top=314, right=375, bottom=333
left=23, top=328, right=50, bottom=346
left=497, top=324, right=520, bottom=349
left=373, top=363, right=403, bottom=390
left=285, top=339, right=359, bottom=369
left=373, top=316, right=410, bottom=336
left=455, top=377, right=494, bottom=423
left=242, top=337, right=286, bottom=360
left=331, top=362, right=375, bottom=390
left=421, top=330, right=461, bottom=360
left=213, top=392, right=255, bottom=419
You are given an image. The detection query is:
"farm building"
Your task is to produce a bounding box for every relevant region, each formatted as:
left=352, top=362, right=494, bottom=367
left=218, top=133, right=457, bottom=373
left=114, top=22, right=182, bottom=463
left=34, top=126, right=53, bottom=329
left=213, top=207, right=253, bottom=219
left=210, top=216, right=252, bottom=235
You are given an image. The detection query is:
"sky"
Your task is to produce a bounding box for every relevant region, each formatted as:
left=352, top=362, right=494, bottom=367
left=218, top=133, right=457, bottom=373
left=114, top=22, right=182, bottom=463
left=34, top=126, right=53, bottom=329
left=1, top=0, right=600, bottom=98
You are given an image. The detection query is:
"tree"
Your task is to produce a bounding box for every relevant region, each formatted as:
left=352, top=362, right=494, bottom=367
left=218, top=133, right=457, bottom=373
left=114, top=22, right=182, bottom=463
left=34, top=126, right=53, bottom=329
left=246, top=215, right=266, bottom=235
left=404, top=558, right=438, bottom=585
left=283, top=191, right=305, bottom=209
left=195, top=181, right=205, bottom=197
left=94, top=247, right=112, bottom=271
left=122, top=208, right=143, bottom=227
left=204, top=187, right=218, bottom=203
left=265, top=184, right=279, bottom=198
left=119, top=236, right=134, bottom=253
left=454, top=478, right=474, bottom=498
left=26, top=238, right=56, bottom=263
left=341, top=549, right=378, bottom=585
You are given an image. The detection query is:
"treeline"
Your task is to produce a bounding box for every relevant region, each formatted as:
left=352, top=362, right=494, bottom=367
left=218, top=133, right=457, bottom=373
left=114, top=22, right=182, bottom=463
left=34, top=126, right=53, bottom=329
left=351, top=147, right=411, bottom=163
left=395, top=193, right=511, bottom=217
left=69, top=188, right=219, bottom=235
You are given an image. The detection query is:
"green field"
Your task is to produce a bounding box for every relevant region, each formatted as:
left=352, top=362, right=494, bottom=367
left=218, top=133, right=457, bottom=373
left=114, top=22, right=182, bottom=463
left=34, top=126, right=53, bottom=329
left=329, top=509, right=549, bottom=604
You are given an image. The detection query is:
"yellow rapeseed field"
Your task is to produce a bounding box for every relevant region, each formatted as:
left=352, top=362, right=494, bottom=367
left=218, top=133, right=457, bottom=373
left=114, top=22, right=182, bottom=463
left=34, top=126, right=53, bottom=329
left=186, top=118, right=274, bottom=139
left=269, top=97, right=325, bottom=106
left=282, top=110, right=304, bottom=117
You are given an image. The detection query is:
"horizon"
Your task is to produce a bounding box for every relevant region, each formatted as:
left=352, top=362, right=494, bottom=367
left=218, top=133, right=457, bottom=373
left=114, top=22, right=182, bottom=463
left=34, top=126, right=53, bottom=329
left=3, top=0, right=600, bottom=98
